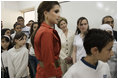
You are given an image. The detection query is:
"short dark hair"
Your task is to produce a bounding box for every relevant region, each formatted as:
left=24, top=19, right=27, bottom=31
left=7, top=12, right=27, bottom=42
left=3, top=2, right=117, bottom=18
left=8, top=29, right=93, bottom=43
left=13, top=22, right=21, bottom=29
left=17, top=16, right=24, bottom=21
left=83, top=29, right=114, bottom=56
left=102, top=15, right=114, bottom=24
left=29, top=20, right=34, bottom=23
left=57, top=17, right=68, bottom=28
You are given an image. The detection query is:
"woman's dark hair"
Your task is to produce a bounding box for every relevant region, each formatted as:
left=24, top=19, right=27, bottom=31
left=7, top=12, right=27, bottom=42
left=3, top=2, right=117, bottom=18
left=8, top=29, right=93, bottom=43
left=31, top=1, right=60, bottom=48
left=83, top=29, right=114, bottom=56
left=75, top=17, right=89, bottom=35
left=29, top=22, right=39, bottom=38
left=1, top=28, right=10, bottom=36
left=13, top=32, right=27, bottom=45
left=1, top=35, right=13, bottom=53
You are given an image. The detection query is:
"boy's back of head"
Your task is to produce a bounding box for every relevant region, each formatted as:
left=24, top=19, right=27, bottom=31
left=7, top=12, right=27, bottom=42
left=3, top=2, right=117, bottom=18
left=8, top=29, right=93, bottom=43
left=83, top=29, right=114, bottom=56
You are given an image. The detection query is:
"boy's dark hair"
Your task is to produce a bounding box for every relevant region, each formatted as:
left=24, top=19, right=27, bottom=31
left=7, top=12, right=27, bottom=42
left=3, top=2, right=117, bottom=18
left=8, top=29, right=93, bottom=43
left=83, top=29, right=114, bottom=56
left=13, top=32, right=27, bottom=45
left=29, top=20, right=34, bottom=23
left=13, top=22, right=21, bottom=29
left=17, top=16, right=24, bottom=21
left=102, top=15, right=114, bottom=24
left=1, top=35, right=13, bottom=53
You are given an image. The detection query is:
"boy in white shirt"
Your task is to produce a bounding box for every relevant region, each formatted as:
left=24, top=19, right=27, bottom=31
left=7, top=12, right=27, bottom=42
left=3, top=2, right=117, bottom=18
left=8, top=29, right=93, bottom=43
left=63, top=29, right=114, bottom=78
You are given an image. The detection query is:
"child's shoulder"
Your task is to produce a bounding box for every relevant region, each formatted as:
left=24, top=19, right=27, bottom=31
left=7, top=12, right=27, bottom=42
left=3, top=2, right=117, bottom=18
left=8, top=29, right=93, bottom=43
left=98, top=60, right=109, bottom=69
left=21, top=46, right=29, bottom=52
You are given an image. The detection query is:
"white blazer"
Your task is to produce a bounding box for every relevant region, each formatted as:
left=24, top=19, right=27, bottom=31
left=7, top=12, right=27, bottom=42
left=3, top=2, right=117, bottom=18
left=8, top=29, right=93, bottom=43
left=59, top=30, right=75, bottom=60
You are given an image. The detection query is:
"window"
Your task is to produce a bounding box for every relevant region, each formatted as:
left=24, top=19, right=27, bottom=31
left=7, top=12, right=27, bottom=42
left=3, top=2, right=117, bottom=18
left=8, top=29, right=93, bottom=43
left=24, top=10, right=35, bottom=25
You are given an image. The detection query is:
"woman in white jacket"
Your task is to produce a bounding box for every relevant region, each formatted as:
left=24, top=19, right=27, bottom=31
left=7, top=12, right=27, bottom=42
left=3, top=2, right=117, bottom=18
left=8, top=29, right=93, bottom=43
left=57, top=17, right=74, bottom=75
left=7, top=32, right=29, bottom=78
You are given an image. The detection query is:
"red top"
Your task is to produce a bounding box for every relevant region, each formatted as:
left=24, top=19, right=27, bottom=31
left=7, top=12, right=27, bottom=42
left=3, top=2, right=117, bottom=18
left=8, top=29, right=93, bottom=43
left=34, top=22, right=62, bottom=78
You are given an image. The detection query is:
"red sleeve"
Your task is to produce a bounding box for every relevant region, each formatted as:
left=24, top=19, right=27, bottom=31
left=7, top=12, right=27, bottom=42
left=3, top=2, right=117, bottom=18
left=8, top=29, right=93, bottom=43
left=41, top=31, right=56, bottom=77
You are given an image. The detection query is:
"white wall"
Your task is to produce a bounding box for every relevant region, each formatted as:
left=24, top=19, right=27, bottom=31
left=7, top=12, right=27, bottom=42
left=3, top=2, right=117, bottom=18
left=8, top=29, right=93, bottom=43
left=1, top=1, right=22, bottom=29
left=1, top=1, right=117, bottom=31
left=55, top=1, right=117, bottom=33
left=1, top=1, right=41, bottom=29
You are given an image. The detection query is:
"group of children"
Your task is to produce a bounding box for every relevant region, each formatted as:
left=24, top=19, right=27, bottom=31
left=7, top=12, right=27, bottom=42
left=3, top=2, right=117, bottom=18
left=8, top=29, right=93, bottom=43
left=1, top=16, right=39, bottom=78
left=1, top=15, right=117, bottom=78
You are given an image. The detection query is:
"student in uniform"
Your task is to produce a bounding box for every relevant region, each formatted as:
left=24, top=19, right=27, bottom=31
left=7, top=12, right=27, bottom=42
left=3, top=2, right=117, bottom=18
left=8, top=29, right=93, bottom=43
left=7, top=32, right=29, bottom=78
left=72, top=17, right=89, bottom=63
left=63, top=29, right=114, bottom=78
left=31, top=1, right=62, bottom=78
left=57, top=17, right=74, bottom=75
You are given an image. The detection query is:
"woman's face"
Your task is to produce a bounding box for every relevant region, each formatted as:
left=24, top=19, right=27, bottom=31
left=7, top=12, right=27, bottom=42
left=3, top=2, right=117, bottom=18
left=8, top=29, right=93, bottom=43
left=33, top=24, right=38, bottom=32
left=45, top=5, right=60, bottom=25
left=59, top=20, right=67, bottom=31
left=78, top=19, right=88, bottom=33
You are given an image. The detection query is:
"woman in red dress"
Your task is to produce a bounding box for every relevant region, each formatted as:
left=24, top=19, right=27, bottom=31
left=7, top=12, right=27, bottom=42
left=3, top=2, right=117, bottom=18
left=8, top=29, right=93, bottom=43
left=31, top=1, right=62, bottom=78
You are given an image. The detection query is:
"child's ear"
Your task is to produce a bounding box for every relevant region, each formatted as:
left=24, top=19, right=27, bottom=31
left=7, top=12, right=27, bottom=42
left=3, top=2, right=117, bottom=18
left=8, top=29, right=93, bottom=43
left=91, top=47, right=99, bottom=56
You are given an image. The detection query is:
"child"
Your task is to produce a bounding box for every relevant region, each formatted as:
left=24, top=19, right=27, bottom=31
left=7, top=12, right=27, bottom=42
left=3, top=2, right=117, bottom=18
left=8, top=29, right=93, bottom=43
left=7, top=32, right=29, bottom=78
left=11, top=22, right=22, bottom=39
left=1, top=35, right=13, bottom=78
left=63, top=29, right=114, bottom=78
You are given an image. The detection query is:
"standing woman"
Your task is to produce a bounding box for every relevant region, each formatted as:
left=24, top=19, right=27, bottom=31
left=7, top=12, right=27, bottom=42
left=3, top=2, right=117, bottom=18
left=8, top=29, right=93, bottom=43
left=31, top=1, right=62, bottom=78
left=57, top=17, right=74, bottom=75
left=72, top=17, right=89, bottom=64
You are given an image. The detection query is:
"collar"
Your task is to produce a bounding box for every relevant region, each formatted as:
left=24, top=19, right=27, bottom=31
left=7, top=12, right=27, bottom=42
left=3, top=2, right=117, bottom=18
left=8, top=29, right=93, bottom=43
left=41, top=22, right=53, bottom=29
left=81, top=57, right=98, bottom=69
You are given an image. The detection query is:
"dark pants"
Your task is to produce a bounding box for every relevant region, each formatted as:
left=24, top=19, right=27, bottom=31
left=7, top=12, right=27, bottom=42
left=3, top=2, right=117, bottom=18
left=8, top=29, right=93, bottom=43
left=28, top=55, right=38, bottom=78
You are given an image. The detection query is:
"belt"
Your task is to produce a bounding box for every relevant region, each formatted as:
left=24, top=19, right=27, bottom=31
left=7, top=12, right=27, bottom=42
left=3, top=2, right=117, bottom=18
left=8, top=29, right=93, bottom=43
left=38, top=59, right=60, bottom=68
